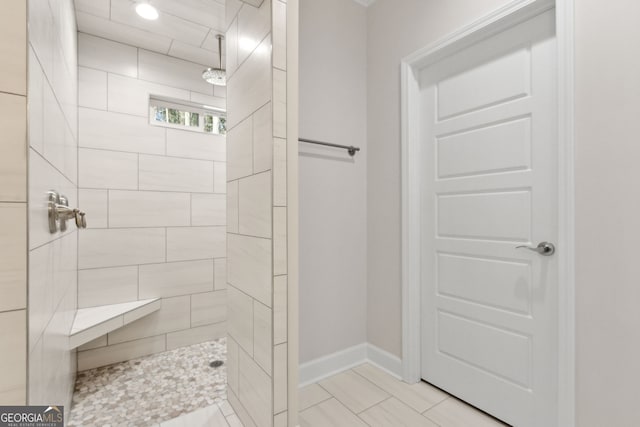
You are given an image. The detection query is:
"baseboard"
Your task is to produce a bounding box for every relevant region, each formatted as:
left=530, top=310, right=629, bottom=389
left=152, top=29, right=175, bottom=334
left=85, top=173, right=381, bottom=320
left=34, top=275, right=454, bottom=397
left=298, top=343, right=403, bottom=387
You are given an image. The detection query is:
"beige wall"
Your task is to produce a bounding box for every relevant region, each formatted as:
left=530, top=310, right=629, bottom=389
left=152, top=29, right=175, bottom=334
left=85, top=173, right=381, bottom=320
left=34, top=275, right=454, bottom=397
left=0, top=0, right=27, bottom=406
left=575, top=0, right=640, bottom=425
left=366, top=0, right=511, bottom=357
left=299, top=0, right=368, bottom=363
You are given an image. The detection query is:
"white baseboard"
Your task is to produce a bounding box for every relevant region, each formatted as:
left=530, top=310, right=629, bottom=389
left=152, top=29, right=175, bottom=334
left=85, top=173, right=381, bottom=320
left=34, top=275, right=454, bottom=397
left=299, top=343, right=403, bottom=387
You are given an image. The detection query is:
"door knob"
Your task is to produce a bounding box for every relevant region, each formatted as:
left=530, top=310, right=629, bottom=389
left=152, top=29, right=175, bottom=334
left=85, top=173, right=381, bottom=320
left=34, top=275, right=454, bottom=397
left=516, top=242, right=555, bottom=256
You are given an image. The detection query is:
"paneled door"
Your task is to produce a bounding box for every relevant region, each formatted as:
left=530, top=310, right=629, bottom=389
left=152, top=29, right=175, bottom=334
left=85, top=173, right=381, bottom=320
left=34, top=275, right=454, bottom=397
left=419, top=9, right=558, bottom=427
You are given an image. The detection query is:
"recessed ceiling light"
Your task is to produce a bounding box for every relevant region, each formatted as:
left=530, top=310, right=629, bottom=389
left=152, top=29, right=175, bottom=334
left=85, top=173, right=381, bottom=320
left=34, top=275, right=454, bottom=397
left=135, top=3, right=159, bottom=20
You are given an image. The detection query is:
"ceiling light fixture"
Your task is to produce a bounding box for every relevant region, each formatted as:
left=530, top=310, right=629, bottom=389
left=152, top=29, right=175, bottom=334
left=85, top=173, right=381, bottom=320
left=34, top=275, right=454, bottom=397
left=202, top=35, right=226, bottom=86
left=135, top=2, right=159, bottom=20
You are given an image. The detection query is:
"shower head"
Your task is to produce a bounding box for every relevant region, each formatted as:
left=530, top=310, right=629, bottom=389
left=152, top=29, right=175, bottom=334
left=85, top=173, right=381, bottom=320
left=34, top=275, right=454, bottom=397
left=203, top=35, right=226, bottom=86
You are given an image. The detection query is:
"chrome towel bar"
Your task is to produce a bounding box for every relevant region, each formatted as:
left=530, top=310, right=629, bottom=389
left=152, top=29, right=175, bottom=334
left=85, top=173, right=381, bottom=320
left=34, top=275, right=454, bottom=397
left=299, top=138, right=361, bottom=157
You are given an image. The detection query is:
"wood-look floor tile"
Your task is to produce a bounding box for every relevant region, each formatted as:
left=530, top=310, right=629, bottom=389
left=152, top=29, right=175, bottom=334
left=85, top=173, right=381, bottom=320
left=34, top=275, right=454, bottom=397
left=299, top=383, right=332, bottom=411
left=299, top=398, right=368, bottom=427
left=318, top=369, right=390, bottom=413
left=424, top=397, right=509, bottom=427
left=359, top=397, right=439, bottom=427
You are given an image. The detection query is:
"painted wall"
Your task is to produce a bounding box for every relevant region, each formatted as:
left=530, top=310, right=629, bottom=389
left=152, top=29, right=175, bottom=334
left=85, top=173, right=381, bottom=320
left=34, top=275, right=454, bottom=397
left=75, top=33, right=228, bottom=371
left=225, top=0, right=293, bottom=425
left=0, top=0, right=27, bottom=406
left=366, top=0, right=512, bottom=357
left=574, top=0, right=640, bottom=425
left=27, top=0, right=79, bottom=412
left=298, top=0, right=368, bottom=363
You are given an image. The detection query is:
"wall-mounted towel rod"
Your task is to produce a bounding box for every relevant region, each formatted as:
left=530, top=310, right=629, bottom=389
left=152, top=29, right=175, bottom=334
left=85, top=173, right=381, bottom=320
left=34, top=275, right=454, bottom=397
left=299, top=138, right=361, bottom=157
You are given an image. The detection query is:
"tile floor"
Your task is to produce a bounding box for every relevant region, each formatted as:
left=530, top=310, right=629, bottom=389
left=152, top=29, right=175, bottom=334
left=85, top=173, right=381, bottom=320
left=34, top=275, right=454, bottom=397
left=165, top=362, right=510, bottom=427
left=68, top=339, right=228, bottom=426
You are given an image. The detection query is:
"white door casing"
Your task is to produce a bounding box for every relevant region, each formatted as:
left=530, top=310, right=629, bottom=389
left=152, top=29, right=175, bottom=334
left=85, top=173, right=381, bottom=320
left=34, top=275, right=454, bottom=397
left=416, top=7, right=558, bottom=427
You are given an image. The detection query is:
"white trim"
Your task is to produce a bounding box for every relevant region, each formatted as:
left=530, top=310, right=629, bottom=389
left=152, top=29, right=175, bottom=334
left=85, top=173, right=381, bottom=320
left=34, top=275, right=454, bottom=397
left=400, top=0, right=575, bottom=425
left=351, top=0, right=376, bottom=7
left=298, top=343, right=403, bottom=387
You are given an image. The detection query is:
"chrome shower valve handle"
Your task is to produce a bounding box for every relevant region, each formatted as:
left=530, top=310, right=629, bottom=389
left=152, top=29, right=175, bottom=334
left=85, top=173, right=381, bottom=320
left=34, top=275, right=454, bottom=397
left=516, top=241, right=556, bottom=256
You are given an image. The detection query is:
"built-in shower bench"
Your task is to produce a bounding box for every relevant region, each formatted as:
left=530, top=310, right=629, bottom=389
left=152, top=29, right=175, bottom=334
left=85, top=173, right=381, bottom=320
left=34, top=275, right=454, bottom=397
left=69, top=298, right=161, bottom=349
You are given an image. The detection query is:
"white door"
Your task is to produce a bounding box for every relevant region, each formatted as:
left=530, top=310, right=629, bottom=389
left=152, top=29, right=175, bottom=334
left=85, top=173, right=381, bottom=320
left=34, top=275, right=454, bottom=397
left=419, top=10, right=557, bottom=427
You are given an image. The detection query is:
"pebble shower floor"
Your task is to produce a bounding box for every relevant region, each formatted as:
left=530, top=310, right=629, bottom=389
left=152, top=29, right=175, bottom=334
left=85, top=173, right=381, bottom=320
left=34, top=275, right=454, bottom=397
left=68, top=338, right=227, bottom=426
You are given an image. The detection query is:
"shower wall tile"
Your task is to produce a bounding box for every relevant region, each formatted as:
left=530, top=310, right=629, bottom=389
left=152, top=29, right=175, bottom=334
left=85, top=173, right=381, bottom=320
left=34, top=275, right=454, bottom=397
left=273, top=137, right=287, bottom=206
left=191, top=193, right=226, bottom=226
left=227, top=180, right=240, bottom=233
left=26, top=1, right=78, bottom=411
left=253, top=102, right=273, bottom=173
left=0, top=310, right=26, bottom=404
left=77, top=34, right=228, bottom=368
left=139, top=260, right=214, bottom=299
left=214, top=258, right=228, bottom=290
left=78, top=189, right=108, bottom=228
left=78, top=33, right=137, bottom=77
left=228, top=285, right=254, bottom=355
left=166, top=322, right=226, bottom=350
left=253, top=302, right=273, bottom=375
left=226, top=36, right=271, bottom=129
left=191, top=290, right=227, bottom=327
left=78, top=266, right=139, bottom=308
left=78, top=334, right=166, bottom=371
left=79, top=228, right=166, bottom=269
left=227, top=115, right=253, bottom=180
left=79, top=108, right=166, bottom=154
left=273, top=69, right=287, bottom=138
left=0, top=0, right=26, bottom=95
left=138, top=49, right=214, bottom=95
left=274, top=207, right=287, bottom=275
left=274, top=343, right=288, bottom=414
left=272, top=0, right=287, bottom=71
left=227, top=336, right=240, bottom=392
left=139, top=155, right=214, bottom=193
left=108, top=73, right=189, bottom=117
left=79, top=148, right=138, bottom=190
left=0, top=203, right=27, bottom=312
left=237, top=0, right=271, bottom=65
left=274, top=276, right=287, bottom=345
left=214, top=162, right=227, bottom=194
left=109, top=190, right=191, bottom=228
left=0, top=93, right=27, bottom=202
left=239, top=348, right=273, bottom=427
left=108, top=295, right=190, bottom=344
left=239, top=171, right=272, bottom=238
left=225, top=17, right=239, bottom=78
left=166, top=226, right=226, bottom=261
left=78, top=67, right=107, bottom=110
left=166, top=130, right=226, bottom=162
left=227, top=234, right=272, bottom=307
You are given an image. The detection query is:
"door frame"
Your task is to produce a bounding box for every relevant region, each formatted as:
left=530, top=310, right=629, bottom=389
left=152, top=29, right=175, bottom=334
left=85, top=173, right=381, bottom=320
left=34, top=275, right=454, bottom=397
left=400, top=0, right=575, bottom=425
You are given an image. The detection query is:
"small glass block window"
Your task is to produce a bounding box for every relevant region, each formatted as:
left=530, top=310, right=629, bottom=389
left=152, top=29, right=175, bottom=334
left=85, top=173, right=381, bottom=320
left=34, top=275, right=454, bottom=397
left=149, top=97, right=226, bottom=135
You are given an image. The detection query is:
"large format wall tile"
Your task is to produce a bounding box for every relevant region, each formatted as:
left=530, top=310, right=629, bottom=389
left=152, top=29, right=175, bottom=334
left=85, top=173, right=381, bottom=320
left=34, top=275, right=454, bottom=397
left=78, top=67, right=107, bottom=110
left=139, top=260, right=214, bottom=299
left=227, top=116, right=253, bottom=180
left=166, top=227, right=226, bottom=261
left=109, top=190, right=190, bottom=228
left=0, top=93, right=27, bottom=202
left=239, top=348, right=273, bottom=427
left=79, top=228, right=166, bottom=269
left=227, top=285, right=254, bottom=355
left=138, top=49, right=214, bottom=95
left=78, top=334, right=166, bottom=371
left=0, top=0, right=26, bottom=95
left=79, top=148, right=138, bottom=190
left=0, top=310, right=26, bottom=404
left=191, top=290, right=227, bottom=327
left=192, top=193, right=226, bottom=226
left=227, top=234, right=272, bottom=307
left=239, top=171, right=272, bottom=238
left=78, top=189, right=108, bottom=228
left=0, top=204, right=26, bottom=312
left=78, top=266, right=138, bottom=308
left=139, top=155, right=214, bottom=193
left=108, top=73, right=190, bottom=117
left=166, top=129, right=226, bottom=162
left=79, top=108, right=166, bottom=154
left=78, top=33, right=137, bottom=77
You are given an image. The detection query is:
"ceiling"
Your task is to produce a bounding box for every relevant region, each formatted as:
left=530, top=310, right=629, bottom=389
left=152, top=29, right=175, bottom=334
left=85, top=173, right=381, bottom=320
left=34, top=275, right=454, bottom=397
left=74, top=0, right=226, bottom=67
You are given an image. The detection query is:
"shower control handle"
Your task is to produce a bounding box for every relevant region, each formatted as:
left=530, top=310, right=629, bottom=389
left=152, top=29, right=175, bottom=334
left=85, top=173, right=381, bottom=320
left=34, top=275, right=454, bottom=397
left=48, top=191, right=88, bottom=233
left=516, top=242, right=555, bottom=256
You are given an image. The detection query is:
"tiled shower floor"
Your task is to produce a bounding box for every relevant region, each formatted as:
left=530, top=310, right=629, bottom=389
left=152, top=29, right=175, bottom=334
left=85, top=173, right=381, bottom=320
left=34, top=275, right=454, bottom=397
left=68, top=338, right=228, bottom=427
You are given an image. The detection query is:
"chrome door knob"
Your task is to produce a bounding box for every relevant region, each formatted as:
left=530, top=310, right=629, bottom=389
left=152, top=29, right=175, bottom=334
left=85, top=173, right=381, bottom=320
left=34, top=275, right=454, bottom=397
left=516, top=242, right=555, bottom=256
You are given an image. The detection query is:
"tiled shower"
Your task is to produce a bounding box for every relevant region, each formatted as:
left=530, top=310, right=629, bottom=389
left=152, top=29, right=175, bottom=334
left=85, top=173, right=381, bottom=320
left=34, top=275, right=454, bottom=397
left=0, top=0, right=297, bottom=426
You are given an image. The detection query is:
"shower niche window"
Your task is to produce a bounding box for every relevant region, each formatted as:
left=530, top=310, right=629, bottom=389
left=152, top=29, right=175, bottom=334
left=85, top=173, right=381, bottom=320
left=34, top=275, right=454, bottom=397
left=149, top=97, right=227, bottom=135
